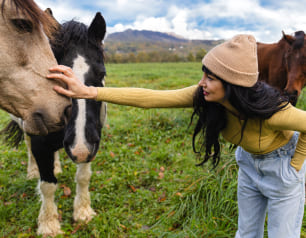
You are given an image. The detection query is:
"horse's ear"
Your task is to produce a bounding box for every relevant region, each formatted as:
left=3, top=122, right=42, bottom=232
left=43, top=8, right=60, bottom=39
left=282, top=30, right=295, bottom=45
left=44, top=8, right=60, bottom=27
left=88, top=12, right=106, bottom=43
left=44, top=8, right=53, bottom=16
left=292, top=31, right=305, bottom=49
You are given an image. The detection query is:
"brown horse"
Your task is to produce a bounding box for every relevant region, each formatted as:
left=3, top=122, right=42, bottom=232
left=257, top=31, right=306, bottom=105
left=0, top=0, right=71, bottom=135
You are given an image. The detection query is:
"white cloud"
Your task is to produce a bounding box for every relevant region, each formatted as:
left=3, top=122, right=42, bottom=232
left=191, top=0, right=306, bottom=42
left=35, top=0, right=306, bottom=42
left=93, top=0, right=163, bottom=22
left=36, top=0, right=94, bottom=24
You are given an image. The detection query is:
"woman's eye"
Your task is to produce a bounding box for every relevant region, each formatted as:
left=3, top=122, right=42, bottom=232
left=11, top=19, right=33, bottom=33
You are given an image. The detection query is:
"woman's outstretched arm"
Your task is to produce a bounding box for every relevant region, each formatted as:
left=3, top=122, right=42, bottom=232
left=47, top=65, right=197, bottom=108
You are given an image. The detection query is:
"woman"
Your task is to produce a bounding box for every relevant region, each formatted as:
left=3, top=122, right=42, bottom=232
left=47, top=34, right=306, bottom=238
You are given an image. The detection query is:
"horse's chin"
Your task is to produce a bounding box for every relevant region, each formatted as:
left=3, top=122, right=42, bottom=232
left=22, top=107, right=69, bottom=136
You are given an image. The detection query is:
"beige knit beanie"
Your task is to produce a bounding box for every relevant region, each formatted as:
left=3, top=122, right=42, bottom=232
left=202, top=34, right=258, bottom=87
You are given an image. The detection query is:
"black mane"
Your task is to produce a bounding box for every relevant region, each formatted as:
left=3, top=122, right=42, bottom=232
left=59, top=20, right=88, bottom=46
left=51, top=19, right=104, bottom=63
left=293, top=31, right=305, bottom=49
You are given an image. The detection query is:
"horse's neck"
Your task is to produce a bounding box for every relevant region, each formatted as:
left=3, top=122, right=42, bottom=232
left=257, top=41, right=289, bottom=88
left=258, top=42, right=287, bottom=71
left=258, top=42, right=284, bottom=59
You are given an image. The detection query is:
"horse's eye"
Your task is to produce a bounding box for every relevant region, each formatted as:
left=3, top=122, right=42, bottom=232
left=11, top=19, right=33, bottom=33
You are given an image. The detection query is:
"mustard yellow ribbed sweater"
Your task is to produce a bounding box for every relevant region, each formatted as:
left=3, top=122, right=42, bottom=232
left=96, top=85, right=306, bottom=171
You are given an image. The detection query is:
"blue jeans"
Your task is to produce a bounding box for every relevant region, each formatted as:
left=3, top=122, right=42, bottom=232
left=235, top=132, right=306, bottom=238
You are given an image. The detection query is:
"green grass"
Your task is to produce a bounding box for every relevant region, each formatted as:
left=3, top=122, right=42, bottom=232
left=0, top=62, right=305, bottom=237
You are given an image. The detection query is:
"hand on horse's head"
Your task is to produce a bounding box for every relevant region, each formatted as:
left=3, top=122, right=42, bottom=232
left=47, top=65, right=98, bottom=100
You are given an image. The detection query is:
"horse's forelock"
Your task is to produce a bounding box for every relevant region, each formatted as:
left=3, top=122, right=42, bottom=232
left=53, top=20, right=104, bottom=56
left=1, top=0, right=57, bottom=38
left=62, top=21, right=88, bottom=45
left=293, top=31, right=305, bottom=49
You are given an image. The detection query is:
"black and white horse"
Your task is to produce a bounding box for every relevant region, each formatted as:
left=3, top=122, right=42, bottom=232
left=2, top=11, right=107, bottom=237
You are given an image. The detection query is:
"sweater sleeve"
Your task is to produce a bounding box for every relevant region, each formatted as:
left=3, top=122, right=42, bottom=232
left=266, top=104, right=306, bottom=171
left=95, top=85, right=198, bottom=108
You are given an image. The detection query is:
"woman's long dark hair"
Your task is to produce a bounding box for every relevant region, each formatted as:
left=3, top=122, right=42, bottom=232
left=191, top=65, right=289, bottom=168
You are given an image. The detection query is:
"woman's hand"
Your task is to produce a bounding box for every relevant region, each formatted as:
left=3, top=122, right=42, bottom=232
left=47, top=65, right=98, bottom=99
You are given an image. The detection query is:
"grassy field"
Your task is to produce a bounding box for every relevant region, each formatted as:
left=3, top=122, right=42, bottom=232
left=0, top=62, right=305, bottom=237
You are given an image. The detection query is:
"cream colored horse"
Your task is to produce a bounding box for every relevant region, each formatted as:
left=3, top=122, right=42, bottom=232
left=0, top=0, right=70, bottom=135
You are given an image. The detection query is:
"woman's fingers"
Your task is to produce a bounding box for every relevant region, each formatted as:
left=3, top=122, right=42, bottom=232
left=49, top=65, right=73, bottom=76
left=48, top=65, right=94, bottom=99
left=53, top=85, right=74, bottom=97
left=47, top=65, right=75, bottom=83
left=47, top=73, right=73, bottom=85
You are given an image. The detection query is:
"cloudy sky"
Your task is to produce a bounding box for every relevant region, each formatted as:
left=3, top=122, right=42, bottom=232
left=36, top=0, right=305, bottom=43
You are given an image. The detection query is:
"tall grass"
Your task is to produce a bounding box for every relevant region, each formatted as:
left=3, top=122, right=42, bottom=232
left=0, top=62, right=305, bottom=237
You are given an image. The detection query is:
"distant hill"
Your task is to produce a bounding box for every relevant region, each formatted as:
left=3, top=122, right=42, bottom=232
left=104, top=29, right=224, bottom=63
left=106, top=29, right=188, bottom=43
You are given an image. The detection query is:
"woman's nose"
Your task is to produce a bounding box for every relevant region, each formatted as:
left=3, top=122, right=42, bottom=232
left=198, top=76, right=206, bottom=86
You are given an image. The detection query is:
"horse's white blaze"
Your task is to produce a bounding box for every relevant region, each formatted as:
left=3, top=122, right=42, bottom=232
left=70, top=55, right=91, bottom=162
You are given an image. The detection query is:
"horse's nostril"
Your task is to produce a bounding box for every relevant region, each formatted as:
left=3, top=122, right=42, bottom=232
left=63, top=105, right=72, bottom=124
left=32, top=111, right=48, bottom=135
left=33, top=111, right=45, bottom=125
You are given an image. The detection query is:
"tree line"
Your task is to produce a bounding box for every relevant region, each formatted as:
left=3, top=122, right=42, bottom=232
left=104, top=48, right=207, bottom=63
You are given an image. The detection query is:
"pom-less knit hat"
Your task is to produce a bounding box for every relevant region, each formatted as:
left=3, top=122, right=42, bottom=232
left=202, top=34, right=258, bottom=87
